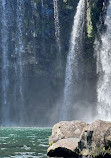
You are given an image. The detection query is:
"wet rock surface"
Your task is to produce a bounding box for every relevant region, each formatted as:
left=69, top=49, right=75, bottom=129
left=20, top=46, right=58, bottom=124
left=49, top=121, right=88, bottom=144
left=47, top=120, right=111, bottom=157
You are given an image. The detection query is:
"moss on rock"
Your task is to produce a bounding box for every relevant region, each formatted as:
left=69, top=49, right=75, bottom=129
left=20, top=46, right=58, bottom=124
left=86, top=0, right=93, bottom=37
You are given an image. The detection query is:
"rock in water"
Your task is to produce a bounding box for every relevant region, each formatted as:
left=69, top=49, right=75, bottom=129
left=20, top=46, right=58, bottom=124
left=48, top=120, right=88, bottom=157
left=47, top=138, right=80, bottom=157
left=49, top=120, right=88, bottom=144
left=47, top=120, right=111, bottom=157
left=79, top=120, right=111, bottom=149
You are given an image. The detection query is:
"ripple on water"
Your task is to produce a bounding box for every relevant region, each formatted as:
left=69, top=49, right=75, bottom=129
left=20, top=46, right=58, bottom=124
left=0, top=127, right=51, bottom=157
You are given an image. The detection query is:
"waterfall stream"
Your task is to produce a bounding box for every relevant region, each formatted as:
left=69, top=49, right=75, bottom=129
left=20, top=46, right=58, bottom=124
left=1, top=0, right=9, bottom=125
left=53, top=0, right=62, bottom=75
left=96, top=0, right=111, bottom=121
left=53, top=0, right=61, bottom=53
left=16, top=0, right=25, bottom=124
left=61, top=0, right=85, bottom=121
left=1, top=0, right=25, bottom=125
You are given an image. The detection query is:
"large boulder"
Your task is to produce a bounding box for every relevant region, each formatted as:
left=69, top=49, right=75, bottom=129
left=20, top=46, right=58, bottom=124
left=49, top=121, right=88, bottom=144
left=79, top=120, right=111, bottom=149
left=47, top=138, right=80, bottom=157
left=47, top=120, right=111, bottom=157
left=77, top=120, right=111, bottom=157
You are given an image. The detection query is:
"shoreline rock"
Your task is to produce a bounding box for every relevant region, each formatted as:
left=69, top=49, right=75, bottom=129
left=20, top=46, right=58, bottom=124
left=49, top=121, right=88, bottom=144
left=47, top=138, right=80, bottom=157
left=47, top=120, right=111, bottom=158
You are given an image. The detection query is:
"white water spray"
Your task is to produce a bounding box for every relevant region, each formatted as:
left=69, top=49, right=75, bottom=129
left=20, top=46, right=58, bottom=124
left=61, top=0, right=85, bottom=121
left=96, top=0, right=111, bottom=121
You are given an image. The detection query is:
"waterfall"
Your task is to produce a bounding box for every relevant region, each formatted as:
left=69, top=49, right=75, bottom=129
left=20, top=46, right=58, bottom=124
left=53, top=0, right=61, bottom=53
left=96, top=0, right=111, bottom=121
left=1, top=0, right=10, bottom=125
left=53, top=0, right=62, bottom=74
left=16, top=0, right=25, bottom=124
left=61, top=0, right=85, bottom=121
left=1, top=0, right=25, bottom=125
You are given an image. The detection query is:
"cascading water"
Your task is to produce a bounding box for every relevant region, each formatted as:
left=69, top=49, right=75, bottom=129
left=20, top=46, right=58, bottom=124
left=1, top=0, right=9, bottom=125
left=96, top=0, right=111, bottom=121
left=61, top=0, right=85, bottom=121
left=0, top=0, right=25, bottom=125
left=53, top=0, right=61, bottom=53
left=53, top=0, right=62, bottom=75
left=16, top=0, right=25, bottom=124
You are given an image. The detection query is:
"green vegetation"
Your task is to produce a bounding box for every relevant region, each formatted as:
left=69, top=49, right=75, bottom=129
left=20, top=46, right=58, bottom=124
left=86, top=0, right=93, bottom=37
left=85, top=0, right=106, bottom=56
left=49, top=141, right=54, bottom=146
left=91, top=146, right=111, bottom=157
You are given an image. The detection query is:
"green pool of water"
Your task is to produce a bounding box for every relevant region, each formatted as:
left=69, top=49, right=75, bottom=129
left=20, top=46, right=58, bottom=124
left=0, top=127, right=51, bottom=158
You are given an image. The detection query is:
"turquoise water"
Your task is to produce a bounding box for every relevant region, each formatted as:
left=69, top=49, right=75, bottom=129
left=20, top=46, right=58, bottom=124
left=0, top=127, right=51, bottom=158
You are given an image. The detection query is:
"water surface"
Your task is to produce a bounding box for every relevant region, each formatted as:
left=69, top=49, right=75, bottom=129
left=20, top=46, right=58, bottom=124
left=0, top=127, right=51, bottom=158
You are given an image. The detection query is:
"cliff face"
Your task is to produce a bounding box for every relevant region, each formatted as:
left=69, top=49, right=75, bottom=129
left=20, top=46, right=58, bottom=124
left=82, top=0, right=108, bottom=117
left=0, top=0, right=108, bottom=126
left=0, top=0, right=79, bottom=126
